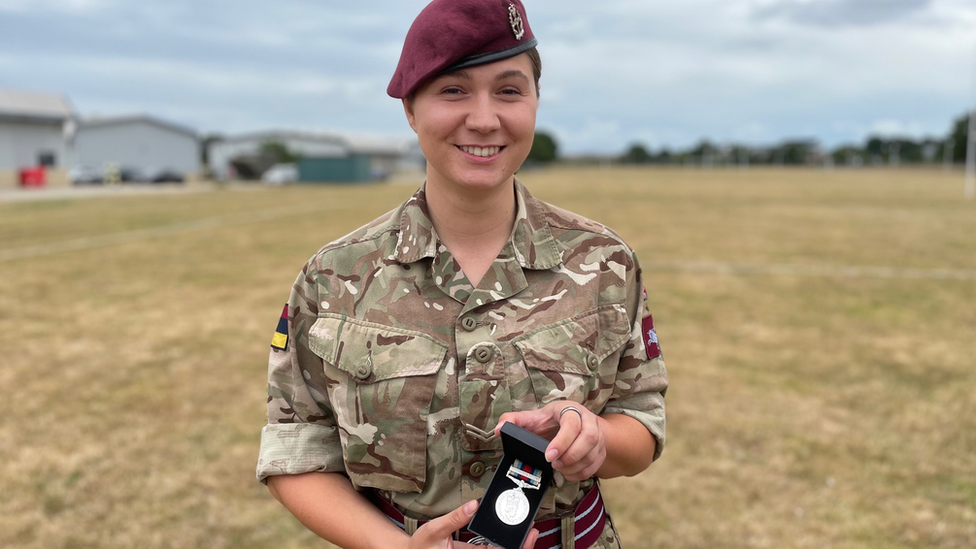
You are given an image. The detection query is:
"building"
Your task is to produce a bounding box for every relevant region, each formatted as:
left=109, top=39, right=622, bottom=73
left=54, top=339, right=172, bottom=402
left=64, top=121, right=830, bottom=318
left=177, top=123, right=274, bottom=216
left=70, top=115, right=199, bottom=179
left=0, top=87, right=75, bottom=189
left=208, top=130, right=417, bottom=182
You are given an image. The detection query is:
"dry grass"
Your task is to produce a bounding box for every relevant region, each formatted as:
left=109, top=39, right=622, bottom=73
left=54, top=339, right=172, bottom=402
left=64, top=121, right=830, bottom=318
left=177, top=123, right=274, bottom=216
left=0, top=167, right=973, bottom=548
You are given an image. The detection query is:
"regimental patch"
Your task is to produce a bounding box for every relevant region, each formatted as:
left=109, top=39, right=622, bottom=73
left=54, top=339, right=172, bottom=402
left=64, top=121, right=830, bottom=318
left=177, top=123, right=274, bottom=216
left=641, top=288, right=662, bottom=359
left=270, top=304, right=289, bottom=350
left=642, top=313, right=661, bottom=360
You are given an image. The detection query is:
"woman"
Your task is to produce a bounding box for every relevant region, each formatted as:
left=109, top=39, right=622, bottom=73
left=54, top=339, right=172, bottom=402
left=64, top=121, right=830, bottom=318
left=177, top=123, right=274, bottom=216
left=256, top=1, right=668, bottom=548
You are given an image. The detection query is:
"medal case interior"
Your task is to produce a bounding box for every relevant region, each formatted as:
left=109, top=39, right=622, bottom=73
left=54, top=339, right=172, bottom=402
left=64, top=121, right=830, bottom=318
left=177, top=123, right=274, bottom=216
left=469, top=422, right=554, bottom=549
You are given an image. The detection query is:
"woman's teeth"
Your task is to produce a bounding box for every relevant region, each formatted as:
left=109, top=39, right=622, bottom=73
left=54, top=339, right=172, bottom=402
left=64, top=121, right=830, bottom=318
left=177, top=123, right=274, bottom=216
left=459, top=146, right=500, bottom=157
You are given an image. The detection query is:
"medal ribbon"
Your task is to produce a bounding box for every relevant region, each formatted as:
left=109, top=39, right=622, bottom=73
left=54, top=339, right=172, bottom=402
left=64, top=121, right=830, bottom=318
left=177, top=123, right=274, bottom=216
left=506, top=459, right=542, bottom=490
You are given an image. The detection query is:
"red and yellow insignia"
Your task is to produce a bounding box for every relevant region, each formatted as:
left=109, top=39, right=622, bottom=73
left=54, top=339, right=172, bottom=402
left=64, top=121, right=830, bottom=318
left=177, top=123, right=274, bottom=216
left=271, top=304, right=289, bottom=350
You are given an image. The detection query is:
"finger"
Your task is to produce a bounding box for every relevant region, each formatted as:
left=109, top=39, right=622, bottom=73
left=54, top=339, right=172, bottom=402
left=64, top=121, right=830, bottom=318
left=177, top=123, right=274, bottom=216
left=494, top=408, right=554, bottom=437
left=416, top=500, right=478, bottom=542
left=553, top=415, right=600, bottom=468
left=545, top=405, right=584, bottom=463
left=521, top=527, right=539, bottom=549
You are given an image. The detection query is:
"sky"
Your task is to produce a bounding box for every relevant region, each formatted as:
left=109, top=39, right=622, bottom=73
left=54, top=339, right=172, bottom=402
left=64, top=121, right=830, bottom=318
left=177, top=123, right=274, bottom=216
left=1, top=0, right=974, bottom=155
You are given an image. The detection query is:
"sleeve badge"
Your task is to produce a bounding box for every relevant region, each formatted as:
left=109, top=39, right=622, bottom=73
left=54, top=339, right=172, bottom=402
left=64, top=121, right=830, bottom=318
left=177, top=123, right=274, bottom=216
left=270, top=304, right=289, bottom=350
left=641, top=288, right=662, bottom=360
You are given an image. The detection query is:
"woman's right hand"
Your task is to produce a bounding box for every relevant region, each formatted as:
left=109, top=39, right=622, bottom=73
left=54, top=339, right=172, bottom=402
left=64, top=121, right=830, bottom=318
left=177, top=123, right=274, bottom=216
left=408, top=500, right=539, bottom=549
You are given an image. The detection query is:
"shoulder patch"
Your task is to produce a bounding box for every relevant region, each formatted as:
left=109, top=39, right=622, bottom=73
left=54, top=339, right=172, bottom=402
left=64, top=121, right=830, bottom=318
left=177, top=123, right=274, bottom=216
left=641, top=289, right=661, bottom=359
left=271, top=304, right=289, bottom=350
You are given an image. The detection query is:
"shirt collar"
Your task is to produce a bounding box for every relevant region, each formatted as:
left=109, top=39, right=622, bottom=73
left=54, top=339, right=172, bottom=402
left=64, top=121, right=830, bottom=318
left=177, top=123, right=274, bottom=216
left=392, top=180, right=562, bottom=271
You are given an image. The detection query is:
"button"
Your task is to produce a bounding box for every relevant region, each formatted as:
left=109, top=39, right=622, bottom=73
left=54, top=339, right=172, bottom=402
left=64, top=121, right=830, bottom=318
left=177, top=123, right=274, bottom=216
left=470, top=461, right=486, bottom=478
left=356, top=362, right=372, bottom=380
left=461, top=316, right=477, bottom=332
left=474, top=346, right=493, bottom=363
left=586, top=354, right=599, bottom=371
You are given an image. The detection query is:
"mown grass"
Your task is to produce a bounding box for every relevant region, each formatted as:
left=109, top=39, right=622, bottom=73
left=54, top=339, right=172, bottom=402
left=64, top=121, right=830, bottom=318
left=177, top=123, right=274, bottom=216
left=1, top=167, right=973, bottom=548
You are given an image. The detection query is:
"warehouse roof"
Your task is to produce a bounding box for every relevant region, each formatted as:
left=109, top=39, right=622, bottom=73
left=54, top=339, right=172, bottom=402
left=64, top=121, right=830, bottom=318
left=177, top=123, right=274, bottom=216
left=78, top=114, right=198, bottom=138
left=216, top=129, right=412, bottom=156
left=0, top=88, right=74, bottom=122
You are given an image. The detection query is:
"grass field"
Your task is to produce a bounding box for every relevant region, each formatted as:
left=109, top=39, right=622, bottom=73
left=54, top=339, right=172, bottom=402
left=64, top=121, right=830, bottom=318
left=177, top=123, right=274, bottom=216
left=1, top=167, right=974, bottom=549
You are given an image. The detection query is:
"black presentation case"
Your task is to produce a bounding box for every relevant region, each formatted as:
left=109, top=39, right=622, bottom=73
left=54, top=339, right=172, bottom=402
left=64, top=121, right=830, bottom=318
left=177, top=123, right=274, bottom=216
left=468, top=422, right=554, bottom=549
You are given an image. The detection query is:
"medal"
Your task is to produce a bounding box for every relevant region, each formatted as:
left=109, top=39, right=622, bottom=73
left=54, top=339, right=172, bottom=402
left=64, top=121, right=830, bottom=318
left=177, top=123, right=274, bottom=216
left=494, top=459, right=542, bottom=526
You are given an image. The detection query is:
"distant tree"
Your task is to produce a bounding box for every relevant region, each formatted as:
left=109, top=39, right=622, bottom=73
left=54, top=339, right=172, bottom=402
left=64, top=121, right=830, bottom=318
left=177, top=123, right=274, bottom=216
left=689, top=140, right=714, bottom=157
left=865, top=136, right=885, bottom=159
left=527, top=131, right=558, bottom=162
left=729, top=145, right=751, bottom=165
left=832, top=145, right=863, bottom=166
left=778, top=140, right=816, bottom=165
left=622, top=143, right=652, bottom=164
left=655, top=148, right=673, bottom=164
left=893, top=139, right=922, bottom=163
left=948, top=112, right=970, bottom=162
left=260, top=140, right=300, bottom=164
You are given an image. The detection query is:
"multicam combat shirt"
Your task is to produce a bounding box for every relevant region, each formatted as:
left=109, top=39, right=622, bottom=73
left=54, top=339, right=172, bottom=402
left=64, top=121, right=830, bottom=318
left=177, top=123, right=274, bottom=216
left=257, top=181, right=667, bottom=520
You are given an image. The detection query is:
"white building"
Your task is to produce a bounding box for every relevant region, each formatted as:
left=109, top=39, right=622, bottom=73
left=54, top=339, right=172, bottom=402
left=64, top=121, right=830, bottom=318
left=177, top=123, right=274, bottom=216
left=70, top=115, right=199, bottom=177
left=0, top=88, right=74, bottom=188
left=208, top=129, right=417, bottom=180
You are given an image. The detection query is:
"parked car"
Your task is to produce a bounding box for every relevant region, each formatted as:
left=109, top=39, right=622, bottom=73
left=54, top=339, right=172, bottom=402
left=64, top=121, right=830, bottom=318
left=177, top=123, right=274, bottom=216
left=143, top=167, right=185, bottom=183
left=261, top=163, right=298, bottom=185
left=69, top=165, right=103, bottom=185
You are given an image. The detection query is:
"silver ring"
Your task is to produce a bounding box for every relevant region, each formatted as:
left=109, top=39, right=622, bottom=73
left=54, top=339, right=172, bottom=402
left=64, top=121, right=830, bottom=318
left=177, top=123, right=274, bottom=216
left=559, top=406, right=583, bottom=421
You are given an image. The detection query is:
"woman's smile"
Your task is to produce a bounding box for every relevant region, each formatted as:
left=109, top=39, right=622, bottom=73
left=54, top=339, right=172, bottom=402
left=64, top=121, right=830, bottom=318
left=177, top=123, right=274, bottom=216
left=457, top=144, right=505, bottom=161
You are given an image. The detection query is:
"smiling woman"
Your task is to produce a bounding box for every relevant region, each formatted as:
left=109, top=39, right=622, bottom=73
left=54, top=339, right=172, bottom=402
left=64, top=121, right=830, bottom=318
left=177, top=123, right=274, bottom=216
left=256, top=1, right=668, bottom=549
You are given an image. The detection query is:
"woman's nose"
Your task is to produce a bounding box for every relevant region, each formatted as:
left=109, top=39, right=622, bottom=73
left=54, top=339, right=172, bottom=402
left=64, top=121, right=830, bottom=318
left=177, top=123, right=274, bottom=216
left=465, top=93, right=501, bottom=133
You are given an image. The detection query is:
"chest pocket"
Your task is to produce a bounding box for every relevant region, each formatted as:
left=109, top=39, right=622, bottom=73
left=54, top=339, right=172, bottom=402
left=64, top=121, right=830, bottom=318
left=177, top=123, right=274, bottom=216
left=308, top=314, right=447, bottom=493
left=512, top=304, right=631, bottom=410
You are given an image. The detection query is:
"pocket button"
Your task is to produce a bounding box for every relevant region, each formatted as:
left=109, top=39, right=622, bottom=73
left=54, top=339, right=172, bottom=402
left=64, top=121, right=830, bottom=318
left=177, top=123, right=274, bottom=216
left=586, top=354, right=599, bottom=371
left=469, top=461, right=486, bottom=478
left=461, top=316, right=478, bottom=332
left=474, top=346, right=492, bottom=363
left=356, top=364, right=372, bottom=380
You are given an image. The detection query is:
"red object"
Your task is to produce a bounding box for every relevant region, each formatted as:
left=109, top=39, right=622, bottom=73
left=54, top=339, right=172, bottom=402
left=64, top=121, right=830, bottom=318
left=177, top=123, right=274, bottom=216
left=19, top=166, right=46, bottom=188
left=387, top=0, right=537, bottom=98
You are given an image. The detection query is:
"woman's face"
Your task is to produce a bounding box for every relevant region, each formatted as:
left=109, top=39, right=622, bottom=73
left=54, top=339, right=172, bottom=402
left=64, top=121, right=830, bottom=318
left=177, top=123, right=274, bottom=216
left=403, top=53, right=538, bottom=194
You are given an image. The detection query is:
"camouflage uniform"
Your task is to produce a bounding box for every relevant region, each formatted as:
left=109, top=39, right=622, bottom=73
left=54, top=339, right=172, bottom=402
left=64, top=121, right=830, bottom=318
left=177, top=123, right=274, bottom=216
left=257, top=181, right=667, bottom=546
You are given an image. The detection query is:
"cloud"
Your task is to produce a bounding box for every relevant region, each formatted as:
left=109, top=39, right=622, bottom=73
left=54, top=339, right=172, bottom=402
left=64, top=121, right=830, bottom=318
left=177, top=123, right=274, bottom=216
left=754, top=0, right=933, bottom=27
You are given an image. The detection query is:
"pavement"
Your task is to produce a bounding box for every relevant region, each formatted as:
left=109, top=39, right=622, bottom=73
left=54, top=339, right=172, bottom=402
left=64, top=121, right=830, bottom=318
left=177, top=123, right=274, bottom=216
left=0, top=182, right=226, bottom=203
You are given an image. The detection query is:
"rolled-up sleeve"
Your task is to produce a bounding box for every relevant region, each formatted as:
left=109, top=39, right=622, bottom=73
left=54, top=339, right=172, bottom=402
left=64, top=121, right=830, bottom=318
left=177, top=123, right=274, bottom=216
left=602, top=252, right=668, bottom=461
left=256, top=262, right=346, bottom=483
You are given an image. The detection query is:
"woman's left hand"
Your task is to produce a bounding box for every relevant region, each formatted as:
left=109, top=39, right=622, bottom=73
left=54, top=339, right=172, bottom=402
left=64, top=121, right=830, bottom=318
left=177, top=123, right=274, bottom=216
left=494, top=402, right=606, bottom=482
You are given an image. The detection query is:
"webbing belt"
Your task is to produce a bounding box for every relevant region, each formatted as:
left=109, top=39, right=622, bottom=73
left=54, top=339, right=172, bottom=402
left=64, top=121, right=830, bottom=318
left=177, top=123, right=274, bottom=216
left=370, top=485, right=607, bottom=549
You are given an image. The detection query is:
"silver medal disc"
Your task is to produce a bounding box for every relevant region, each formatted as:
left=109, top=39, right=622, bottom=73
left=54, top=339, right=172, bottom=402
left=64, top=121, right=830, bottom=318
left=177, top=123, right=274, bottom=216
left=494, top=488, right=530, bottom=526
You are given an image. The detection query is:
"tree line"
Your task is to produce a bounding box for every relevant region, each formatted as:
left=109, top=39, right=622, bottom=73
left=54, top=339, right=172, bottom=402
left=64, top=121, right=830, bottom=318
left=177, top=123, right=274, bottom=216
left=526, top=111, right=973, bottom=167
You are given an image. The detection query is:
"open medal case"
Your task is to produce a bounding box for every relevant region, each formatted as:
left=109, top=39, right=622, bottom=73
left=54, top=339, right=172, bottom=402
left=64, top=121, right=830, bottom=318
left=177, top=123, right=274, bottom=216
left=469, top=422, right=554, bottom=549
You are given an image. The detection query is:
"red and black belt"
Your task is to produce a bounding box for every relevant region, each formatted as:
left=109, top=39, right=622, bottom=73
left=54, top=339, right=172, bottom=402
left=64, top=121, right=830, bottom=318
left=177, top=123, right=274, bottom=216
left=370, top=485, right=607, bottom=549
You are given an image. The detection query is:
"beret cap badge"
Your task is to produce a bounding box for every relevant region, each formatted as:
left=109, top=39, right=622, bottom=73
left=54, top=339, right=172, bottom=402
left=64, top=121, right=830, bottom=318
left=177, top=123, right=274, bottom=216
left=509, top=4, right=525, bottom=40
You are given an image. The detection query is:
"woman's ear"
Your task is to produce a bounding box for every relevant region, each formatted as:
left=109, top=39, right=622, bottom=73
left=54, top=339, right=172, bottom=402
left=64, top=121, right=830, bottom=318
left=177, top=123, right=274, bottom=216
left=402, top=98, right=418, bottom=133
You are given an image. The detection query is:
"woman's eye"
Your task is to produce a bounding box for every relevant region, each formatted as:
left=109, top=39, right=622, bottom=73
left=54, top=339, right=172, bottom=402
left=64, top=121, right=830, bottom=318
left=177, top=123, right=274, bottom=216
left=441, top=87, right=464, bottom=95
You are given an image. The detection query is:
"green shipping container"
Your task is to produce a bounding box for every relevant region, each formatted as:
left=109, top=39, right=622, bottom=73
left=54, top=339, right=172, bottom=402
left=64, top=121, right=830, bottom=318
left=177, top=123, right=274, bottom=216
left=298, top=155, right=372, bottom=183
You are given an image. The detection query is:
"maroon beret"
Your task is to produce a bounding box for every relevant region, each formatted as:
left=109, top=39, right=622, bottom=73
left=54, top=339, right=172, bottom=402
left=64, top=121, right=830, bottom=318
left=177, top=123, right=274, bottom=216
left=387, top=0, right=537, bottom=99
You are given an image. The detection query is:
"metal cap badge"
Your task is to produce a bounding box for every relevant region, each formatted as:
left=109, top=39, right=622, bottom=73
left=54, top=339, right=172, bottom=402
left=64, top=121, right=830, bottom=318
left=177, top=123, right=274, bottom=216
left=509, top=3, right=525, bottom=40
